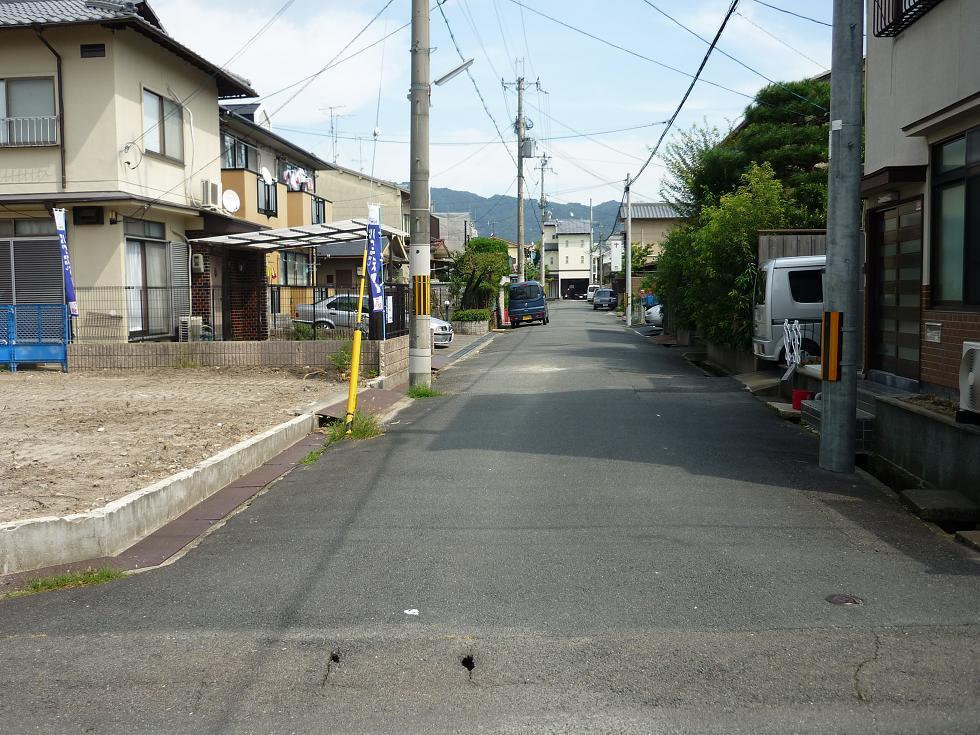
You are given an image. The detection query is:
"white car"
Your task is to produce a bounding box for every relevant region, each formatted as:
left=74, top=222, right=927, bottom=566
left=431, top=316, right=454, bottom=347
left=644, top=304, right=663, bottom=327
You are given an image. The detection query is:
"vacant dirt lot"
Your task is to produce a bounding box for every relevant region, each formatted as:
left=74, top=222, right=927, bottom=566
left=0, top=367, right=343, bottom=523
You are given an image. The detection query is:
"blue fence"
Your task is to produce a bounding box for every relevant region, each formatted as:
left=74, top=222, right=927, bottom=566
left=0, top=304, right=70, bottom=371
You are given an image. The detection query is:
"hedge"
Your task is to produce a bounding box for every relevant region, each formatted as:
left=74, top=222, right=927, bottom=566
left=452, top=309, right=491, bottom=322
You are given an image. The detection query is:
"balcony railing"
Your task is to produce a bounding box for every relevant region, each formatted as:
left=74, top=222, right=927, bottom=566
left=873, top=0, right=944, bottom=37
left=0, top=116, right=59, bottom=147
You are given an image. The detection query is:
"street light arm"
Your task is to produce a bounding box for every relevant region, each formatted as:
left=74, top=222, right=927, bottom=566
left=434, top=58, right=474, bottom=86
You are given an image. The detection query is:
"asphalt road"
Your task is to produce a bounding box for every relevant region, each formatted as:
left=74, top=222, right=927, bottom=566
left=2, top=301, right=978, bottom=734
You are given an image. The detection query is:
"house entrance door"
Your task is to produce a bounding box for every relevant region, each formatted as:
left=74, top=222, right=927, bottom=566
left=869, top=200, right=922, bottom=380
left=210, top=252, right=225, bottom=340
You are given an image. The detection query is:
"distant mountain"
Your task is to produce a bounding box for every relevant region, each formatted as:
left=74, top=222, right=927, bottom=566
left=431, top=187, right=622, bottom=244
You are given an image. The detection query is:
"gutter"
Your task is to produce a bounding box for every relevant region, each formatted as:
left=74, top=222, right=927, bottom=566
left=33, top=27, right=67, bottom=190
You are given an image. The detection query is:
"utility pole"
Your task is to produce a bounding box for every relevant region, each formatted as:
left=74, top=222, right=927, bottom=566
left=538, top=154, right=551, bottom=289
left=819, top=0, right=864, bottom=473
left=624, top=176, right=633, bottom=327
left=589, top=197, right=594, bottom=285
left=408, top=0, right=431, bottom=387
left=516, top=75, right=526, bottom=281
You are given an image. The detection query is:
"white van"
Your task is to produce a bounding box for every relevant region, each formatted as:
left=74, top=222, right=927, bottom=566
left=752, top=255, right=825, bottom=363
left=586, top=284, right=601, bottom=302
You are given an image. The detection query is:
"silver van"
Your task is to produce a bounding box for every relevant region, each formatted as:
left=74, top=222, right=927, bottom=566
left=752, top=255, right=825, bottom=363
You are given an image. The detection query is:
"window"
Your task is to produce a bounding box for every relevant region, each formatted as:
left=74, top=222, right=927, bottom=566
left=565, top=255, right=568, bottom=264
left=257, top=178, right=277, bottom=216
left=124, top=220, right=170, bottom=337
left=581, top=255, right=585, bottom=264
left=312, top=196, right=327, bottom=224
left=221, top=132, right=258, bottom=171
left=0, top=77, right=57, bottom=145
left=142, top=88, right=182, bottom=160
left=0, top=218, right=57, bottom=236
left=80, top=44, right=105, bottom=58
left=279, top=251, right=310, bottom=286
left=788, top=270, right=823, bottom=303
left=931, top=125, right=980, bottom=306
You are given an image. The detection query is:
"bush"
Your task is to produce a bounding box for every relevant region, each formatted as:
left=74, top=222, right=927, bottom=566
left=330, top=342, right=353, bottom=377
left=452, top=309, right=491, bottom=322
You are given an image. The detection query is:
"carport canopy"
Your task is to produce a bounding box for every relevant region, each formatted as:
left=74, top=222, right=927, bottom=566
left=189, top=219, right=408, bottom=252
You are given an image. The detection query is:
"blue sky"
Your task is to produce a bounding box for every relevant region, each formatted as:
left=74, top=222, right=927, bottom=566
left=155, top=0, right=836, bottom=207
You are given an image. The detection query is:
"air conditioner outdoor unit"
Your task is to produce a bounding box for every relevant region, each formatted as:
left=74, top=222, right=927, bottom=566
left=179, top=316, right=203, bottom=342
left=201, top=179, right=221, bottom=208
left=958, top=340, right=980, bottom=425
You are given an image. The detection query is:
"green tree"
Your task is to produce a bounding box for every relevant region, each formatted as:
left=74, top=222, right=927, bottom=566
left=631, top=243, right=654, bottom=272
left=449, top=236, right=510, bottom=310
left=658, top=163, right=791, bottom=348
left=661, top=80, right=830, bottom=222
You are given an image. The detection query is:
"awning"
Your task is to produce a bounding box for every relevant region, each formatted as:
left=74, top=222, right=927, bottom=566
left=189, top=219, right=409, bottom=251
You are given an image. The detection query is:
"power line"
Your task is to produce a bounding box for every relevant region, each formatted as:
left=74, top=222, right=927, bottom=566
left=750, top=0, right=832, bottom=27
left=631, top=0, right=741, bottom=186
left=268, top=0, right=396, bottom=118
left=456, top=0, right=513, bottom=119
left=733, top=10, right=826, bottom=68
left=504, top=0, right=756, bottom=102
left=435, top=0, right=518, bottom=167
left=638, top=0, right=827, bottom=111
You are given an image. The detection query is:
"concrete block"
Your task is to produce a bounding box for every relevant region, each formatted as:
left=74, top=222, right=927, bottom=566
left=899, top=489, right=980, bottom=524
left=766, top=401, right=800, bottom=422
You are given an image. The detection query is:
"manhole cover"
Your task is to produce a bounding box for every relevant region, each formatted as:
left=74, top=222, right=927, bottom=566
left=826, top=594, right=864, bottom=606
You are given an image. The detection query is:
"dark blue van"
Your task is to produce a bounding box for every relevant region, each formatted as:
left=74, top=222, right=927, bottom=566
left=508, top=280, right=549, bottom=327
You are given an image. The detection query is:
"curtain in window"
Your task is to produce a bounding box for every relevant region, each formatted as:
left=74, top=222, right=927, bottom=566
left=126, top=240, right=144, bottom=333
left=145, top=242, right=169, bottom=335
left=163, top=98, right=182, bottom=159
left=142, top=90, right=161, bottom=154
left=938, top=183, right=965, bottom=302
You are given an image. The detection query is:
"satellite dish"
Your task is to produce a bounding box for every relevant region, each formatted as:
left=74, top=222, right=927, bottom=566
left=222, top=189, right=241, bottom=214
left=372, top=127, right=381, bottom=139
left=260, top=166, right=274, bottom=186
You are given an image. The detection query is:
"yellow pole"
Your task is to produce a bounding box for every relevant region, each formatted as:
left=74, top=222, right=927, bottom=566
left=344, top=240, right=371, bottom=434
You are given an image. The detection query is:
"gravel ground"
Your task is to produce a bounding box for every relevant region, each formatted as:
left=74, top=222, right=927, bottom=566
left=0, top=367, right=343, bottom=523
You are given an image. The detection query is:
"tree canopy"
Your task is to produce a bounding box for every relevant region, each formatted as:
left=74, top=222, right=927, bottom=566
left=448, top=236, right=511, bottom=310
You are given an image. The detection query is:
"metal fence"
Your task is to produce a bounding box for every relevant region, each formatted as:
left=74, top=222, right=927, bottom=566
left=0, top=116, right=58, bottom=147
left=72, top=284, right=409, bottom=344
left=1, top=303, right=69, bottom=370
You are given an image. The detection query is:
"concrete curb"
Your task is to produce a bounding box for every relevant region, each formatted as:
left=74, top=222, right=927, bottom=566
left=0, top=413, right=318, bottom=576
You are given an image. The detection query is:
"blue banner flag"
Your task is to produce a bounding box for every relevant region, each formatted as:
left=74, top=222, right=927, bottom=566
left=367, top=205, right=384, bottom=313
left=53, top=208, right=78, bottom=317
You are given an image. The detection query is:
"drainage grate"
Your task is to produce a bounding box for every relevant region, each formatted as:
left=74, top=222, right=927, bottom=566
left=826, top=594, right=864, bottom=606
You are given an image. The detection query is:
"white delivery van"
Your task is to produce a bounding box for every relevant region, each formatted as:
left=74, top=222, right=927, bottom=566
left=752, top=255, right=825, bottom=363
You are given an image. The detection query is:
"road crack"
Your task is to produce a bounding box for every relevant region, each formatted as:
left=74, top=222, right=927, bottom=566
left=853, top=629, right=881, bottom=702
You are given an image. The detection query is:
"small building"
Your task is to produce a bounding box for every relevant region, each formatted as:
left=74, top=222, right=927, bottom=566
left=542, top=219, right=593, bottom=298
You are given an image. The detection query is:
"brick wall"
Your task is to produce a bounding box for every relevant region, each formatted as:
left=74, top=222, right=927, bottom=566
left=191, top=245, right=212, bottom=325
left=919, top=285, right=980, bottom=393
left=68, top=339, right=380, bottom=371
left=227, top=251, right=268, bottom=340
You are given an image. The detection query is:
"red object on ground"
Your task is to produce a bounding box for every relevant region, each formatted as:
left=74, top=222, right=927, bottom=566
left=791, top=389, right=815, bottom=411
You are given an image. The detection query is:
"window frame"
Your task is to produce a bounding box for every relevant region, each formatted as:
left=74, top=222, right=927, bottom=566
left=0, top=76, right=58, bottom=146
left=141, top=87, right=183, bottom=163
left=221, top=132, right=259, bottom=172
left=257, top=177, right=278, bottom=217
left=930, top=124, right=980, bottom=309
left=312, top=196, right=327, bottom=225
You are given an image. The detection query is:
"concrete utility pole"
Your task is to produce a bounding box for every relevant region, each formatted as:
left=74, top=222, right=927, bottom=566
left=409, top=0, right=431, bottom=387
left=624, top=176, right=633, bottom=327
left=516, top=75, right=526, bottom=282
left=538, top=154, right=551, bottom=289
left=819, top=0, right=864, bottom=473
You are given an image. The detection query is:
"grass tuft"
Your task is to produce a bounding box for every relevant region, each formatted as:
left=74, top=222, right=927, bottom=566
left=407, top=384, right=442, bottom=399
left=5, top=567, right=124, bottom=599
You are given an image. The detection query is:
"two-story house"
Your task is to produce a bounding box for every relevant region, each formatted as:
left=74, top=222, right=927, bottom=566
left=616, top=202, right=685, bottom=269
left=542, top=219, right=592, bottom=298
left=0, top=0, right=256, bottom=342
left=187, top=103, right=332, bottom=338
left=861, top=0, right=979, bottom=397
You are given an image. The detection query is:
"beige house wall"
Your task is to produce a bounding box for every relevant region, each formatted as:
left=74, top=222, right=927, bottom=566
left=317, top=168, right=406, bottom=226
left=629, top=218, right=684, bottom=261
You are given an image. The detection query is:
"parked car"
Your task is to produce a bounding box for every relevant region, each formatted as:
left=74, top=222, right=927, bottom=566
left=509, top=280, right=549, bottom=326
left=752, top=255, right=825, bottom=363
left=430, top=316, right=454, bottom=347
left=586, top=284, right=601, bottom=302
left=593, top=288, right=618, bottom=310
left=644, top=304, right=663, bottom=326
left=294, top=294, right=368, bottom=331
